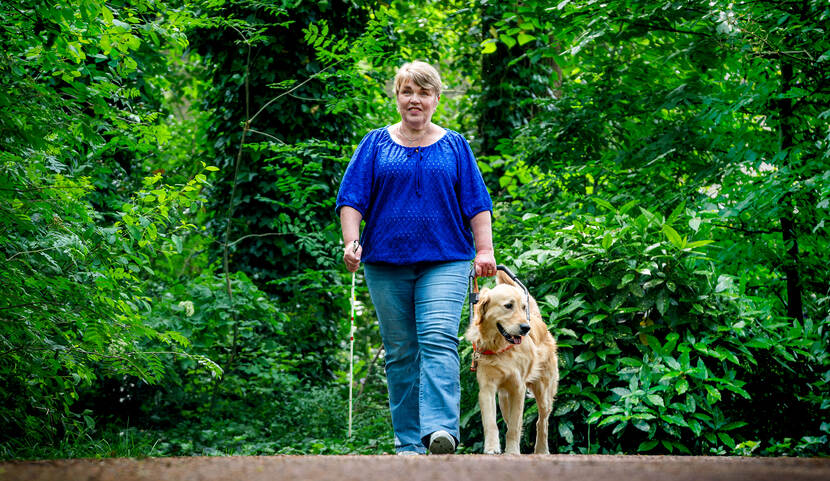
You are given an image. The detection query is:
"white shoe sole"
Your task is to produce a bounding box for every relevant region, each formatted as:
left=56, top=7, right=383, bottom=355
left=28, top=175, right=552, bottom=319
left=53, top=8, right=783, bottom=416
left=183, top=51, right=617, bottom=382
left=428, top=433, right=456, bottom=454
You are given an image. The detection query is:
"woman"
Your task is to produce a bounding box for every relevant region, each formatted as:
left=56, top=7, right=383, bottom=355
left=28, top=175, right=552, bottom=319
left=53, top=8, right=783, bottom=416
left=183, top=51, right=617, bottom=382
left=336, top=61, right=496, bottom=455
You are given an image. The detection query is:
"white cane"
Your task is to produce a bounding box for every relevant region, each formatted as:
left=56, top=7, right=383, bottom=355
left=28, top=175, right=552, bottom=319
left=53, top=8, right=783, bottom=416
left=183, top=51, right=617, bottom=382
left=348, top=240, right=358, bottom=438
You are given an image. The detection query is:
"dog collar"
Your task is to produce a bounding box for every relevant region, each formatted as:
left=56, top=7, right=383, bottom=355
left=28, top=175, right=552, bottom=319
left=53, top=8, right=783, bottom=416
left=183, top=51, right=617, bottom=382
left=470, top=341, right=516, bottom=372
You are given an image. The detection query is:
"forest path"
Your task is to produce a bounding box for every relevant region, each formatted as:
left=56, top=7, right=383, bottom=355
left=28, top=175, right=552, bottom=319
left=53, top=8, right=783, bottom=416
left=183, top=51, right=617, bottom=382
left=2, top=454, right=829, bottom=481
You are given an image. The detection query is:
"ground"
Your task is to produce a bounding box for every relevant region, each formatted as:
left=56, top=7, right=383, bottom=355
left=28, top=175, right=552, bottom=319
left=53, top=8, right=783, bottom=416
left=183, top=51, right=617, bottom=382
left=2, top=455, right=829, bottom=481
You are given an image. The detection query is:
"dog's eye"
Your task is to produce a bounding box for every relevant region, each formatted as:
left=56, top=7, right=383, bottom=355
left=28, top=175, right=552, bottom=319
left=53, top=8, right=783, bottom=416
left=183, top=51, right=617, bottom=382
left=505, top=302, right=513, bottom=310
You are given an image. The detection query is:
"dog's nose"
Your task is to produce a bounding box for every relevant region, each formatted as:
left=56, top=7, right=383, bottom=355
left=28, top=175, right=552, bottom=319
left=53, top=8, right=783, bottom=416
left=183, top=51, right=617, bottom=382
left=519, top=323, right=531, bottom=335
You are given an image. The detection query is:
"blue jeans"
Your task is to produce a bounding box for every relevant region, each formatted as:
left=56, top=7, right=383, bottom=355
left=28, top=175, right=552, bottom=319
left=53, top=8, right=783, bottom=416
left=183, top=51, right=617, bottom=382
left=363, top=260, right=470, bottom=454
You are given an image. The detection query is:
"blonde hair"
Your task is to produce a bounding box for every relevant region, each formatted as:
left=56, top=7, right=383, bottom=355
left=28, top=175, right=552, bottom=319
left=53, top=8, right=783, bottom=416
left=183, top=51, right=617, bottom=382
left=393, top=61, right=442, bottom=97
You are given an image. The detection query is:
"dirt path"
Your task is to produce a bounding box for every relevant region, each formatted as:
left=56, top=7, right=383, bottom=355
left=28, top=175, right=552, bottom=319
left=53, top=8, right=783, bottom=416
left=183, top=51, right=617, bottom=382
left=2, top=454, right=828, bottom=481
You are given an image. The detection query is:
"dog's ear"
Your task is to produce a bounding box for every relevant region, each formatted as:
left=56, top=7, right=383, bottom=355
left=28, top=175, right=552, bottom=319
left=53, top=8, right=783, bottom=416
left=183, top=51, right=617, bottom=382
left=496, top=270, right=516, bottom=287
left=475, top=287, right=490, bottom=325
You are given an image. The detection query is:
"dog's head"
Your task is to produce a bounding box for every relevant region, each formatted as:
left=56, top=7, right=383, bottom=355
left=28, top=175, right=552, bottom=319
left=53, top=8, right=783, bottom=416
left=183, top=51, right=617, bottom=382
left=471, top=271, right=530, bottom=345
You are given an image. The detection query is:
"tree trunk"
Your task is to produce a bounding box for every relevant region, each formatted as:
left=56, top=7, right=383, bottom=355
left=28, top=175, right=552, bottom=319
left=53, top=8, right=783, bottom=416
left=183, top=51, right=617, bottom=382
left=777, top=60, right=804, bottom=323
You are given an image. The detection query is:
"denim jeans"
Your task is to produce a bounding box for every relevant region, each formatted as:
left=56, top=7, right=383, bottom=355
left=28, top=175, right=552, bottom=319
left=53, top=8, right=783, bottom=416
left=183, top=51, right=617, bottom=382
left=363, top=260, right=470, bottom=454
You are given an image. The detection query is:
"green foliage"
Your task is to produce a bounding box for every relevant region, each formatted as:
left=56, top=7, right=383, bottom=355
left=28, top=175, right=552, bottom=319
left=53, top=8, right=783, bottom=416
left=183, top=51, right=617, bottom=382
left=458, top=0, right=829, bottom=456
left=0, top=0, right=219, bottom=449
left=458, top=183, right=828, bottom=455
left=1, top=0, right=827, bottom=460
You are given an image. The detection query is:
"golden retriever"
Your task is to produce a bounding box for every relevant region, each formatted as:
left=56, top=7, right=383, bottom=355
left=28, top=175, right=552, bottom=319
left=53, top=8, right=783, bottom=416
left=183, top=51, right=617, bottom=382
left=465, top=270, right=559, bottom=454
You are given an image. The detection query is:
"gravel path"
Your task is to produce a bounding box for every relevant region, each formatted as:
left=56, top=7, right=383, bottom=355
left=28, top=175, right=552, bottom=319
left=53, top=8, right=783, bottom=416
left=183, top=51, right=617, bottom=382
left=2, top=454, right=828, bottom=481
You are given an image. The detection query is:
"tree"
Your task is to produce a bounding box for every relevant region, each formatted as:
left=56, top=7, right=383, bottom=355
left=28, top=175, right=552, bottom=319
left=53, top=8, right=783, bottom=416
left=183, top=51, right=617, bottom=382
left=0, top=0, right=218, bottom=446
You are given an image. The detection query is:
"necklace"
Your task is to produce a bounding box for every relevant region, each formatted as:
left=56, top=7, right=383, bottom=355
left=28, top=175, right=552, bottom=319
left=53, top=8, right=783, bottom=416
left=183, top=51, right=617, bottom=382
left=397, top=124, right=429, bottom=144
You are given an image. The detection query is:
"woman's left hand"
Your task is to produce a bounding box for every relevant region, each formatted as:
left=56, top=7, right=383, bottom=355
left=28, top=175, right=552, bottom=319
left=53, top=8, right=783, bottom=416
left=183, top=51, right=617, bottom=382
left=474, top=249, right=497, bottom=277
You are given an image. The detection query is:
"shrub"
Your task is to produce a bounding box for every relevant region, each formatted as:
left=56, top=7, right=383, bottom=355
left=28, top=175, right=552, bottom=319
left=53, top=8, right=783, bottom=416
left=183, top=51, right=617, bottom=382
left=460, top=190, right=828, bottom=456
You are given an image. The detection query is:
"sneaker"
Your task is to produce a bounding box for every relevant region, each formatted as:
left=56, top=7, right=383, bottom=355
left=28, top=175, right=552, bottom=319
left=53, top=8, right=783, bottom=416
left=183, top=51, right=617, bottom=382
left=428, top=430, right=456, bottom=454
left=396, top=450, right=420, bottom=456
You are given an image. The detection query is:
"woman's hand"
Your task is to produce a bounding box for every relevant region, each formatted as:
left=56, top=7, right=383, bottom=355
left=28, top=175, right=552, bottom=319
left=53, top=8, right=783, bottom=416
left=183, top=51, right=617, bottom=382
left=339, top=206, right=363, bottom=272
left=343, top=241, right=362, bottom=273
left=474, top=249, right=497, bottom=277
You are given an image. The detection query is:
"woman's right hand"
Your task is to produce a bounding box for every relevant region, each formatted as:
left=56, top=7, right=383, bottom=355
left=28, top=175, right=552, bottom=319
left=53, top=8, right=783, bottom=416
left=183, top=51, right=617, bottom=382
left=343, top=241, right=362, bottom=272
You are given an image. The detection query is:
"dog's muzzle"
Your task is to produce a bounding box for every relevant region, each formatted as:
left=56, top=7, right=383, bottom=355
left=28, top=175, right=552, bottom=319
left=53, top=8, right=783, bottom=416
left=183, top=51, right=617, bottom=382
left=497, top=322, right=530, bottom=344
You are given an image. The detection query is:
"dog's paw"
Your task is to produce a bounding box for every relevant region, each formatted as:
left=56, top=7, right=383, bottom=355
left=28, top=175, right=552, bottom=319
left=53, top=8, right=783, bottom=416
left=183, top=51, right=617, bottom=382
left=483, top=447, right=502, bottom=455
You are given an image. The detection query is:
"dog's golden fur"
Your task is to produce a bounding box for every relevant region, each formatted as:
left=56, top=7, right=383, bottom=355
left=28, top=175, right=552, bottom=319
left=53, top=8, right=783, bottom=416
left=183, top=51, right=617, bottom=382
left=465, top=270, right=559, bottom=454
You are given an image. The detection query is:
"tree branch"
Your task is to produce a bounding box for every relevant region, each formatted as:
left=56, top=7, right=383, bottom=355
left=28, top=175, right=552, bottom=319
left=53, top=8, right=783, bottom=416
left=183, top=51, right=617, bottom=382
left=247, top=128, right=286, bottom=144
left=224, top=232, right=292, bottom=247
left=248, top=57, right=345, bottom=125
left=628, top=21, right=710, bottom=37
left=7, top=246, right=57, bottom=261
left=712, top=222, right=780, bottom=235
left=357, top=344, right=385, bottom=398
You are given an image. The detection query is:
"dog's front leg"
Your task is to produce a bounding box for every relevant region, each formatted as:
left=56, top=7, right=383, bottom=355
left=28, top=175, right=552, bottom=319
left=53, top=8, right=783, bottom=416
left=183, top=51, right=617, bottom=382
left=502, top=386, right=525, bottom=454
left=478, top=383, right=501, bottom=454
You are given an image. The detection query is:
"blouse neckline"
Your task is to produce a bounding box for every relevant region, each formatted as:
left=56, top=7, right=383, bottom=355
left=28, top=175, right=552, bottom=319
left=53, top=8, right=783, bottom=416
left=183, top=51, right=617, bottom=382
left=383, top=125, right=449, bottom=150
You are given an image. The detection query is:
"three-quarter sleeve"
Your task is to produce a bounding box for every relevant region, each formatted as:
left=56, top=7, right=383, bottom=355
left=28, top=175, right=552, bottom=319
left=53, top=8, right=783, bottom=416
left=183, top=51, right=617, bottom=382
left=335, top=129, right=381, bottom=216
left=454, top=134, right=493, bottom=221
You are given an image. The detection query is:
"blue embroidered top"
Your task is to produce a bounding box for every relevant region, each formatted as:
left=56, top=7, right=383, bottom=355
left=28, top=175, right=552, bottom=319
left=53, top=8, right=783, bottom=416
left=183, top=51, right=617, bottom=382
left=336, top=127, right=492, bottom=265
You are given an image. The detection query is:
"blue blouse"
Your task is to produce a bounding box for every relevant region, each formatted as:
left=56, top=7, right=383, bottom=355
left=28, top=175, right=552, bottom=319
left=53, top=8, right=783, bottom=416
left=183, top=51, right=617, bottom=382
left=336, top=127, right=492, bottom=265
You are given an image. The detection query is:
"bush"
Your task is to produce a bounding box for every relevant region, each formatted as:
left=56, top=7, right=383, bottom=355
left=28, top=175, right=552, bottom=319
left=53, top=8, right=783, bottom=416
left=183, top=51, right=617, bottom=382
left=459, top=189, right=828, bottom=456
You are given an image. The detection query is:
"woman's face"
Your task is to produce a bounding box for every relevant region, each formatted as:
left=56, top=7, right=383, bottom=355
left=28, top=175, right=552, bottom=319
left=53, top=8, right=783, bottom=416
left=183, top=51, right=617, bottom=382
left=396, top=78, right=439, bottom=127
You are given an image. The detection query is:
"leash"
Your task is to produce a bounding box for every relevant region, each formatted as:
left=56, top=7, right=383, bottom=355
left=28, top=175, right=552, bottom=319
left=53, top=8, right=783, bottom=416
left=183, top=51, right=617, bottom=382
left=348, top=240, right=358, bottom=438
left=468, top=264, right=530, bottom=326
left=468, top=265, right=531, bottom=372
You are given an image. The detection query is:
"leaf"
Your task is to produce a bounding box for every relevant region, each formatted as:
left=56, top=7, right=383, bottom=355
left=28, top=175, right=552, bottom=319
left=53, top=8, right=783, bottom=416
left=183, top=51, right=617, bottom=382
left=620, top=199, right=638, bottom=214
left=661, top=224, right=684, bottom=248
left=643, top=279, right=663, bottom=290
left=689, top=217, right=702, bottom=232
left=589, top=276, right=611, bottom=289
left=718, top=432, right=736, bottom=449
left=575, top=351, right=595, bottom=363
left=611, top=387, right=630, bottom=398
left=661, top=413, right=689, bottom=427
left=586, top=411, right=603, bottom=424
left=592, top=197, right=615, bottom=211
left=517, top=33, right=535, bottom=46
left=601, top=233, right=614, bottom=250
left=705, top=384, right=722, bottom=403
left=638, top=439, right=659, bottom=452
left=481, top=40, right=497, bottom=54
left=667, top=201, right=686, bottom=224
left=655, top=293, right=667, bottom=315
left=715, top=275, right=734, bottom=293
left=554, top=400, right=579, bottom=416
left=172, top=234, right=183, bottom=253
left=721, top=421, right=748, bottom=431
left=647, top=394, right=665, bottom=407
left=685, top=239, right=714, bottom=249
left=664, top=356, right=681, bottom=371
left=619, top=273, right=635, bottom=286
left=499, top=34, right=516, bottom=49
left=558, top=421, right=574, bottom=444
left=588, top=314, right=606, bottom=325
left=632, top=419, right=650, bottom=432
